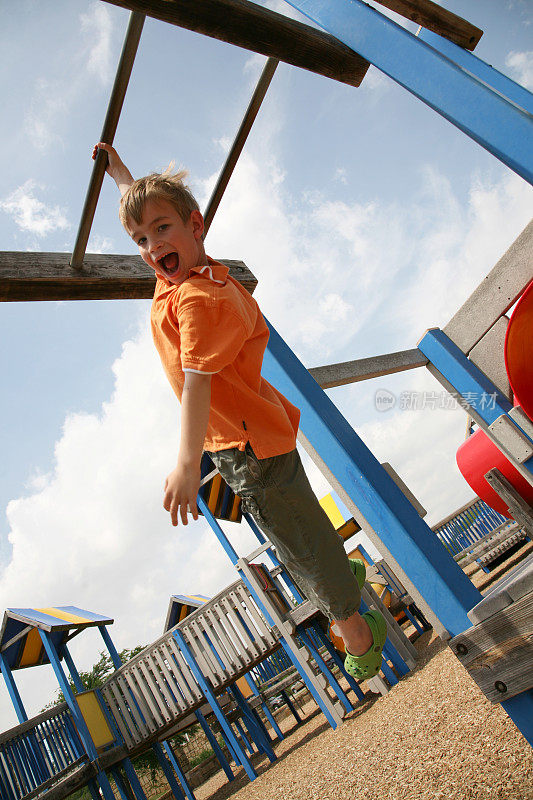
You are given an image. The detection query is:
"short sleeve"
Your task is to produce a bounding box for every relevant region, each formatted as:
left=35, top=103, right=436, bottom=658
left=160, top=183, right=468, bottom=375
left=178, top=298, right=249, bottom=373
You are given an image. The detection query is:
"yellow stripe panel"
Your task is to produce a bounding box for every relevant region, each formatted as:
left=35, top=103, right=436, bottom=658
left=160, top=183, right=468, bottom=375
left=319, top=494, right=345, bottom=529
left=37, top=607, right=91, bottom=625
left=75, top=691, right=114, bottom=749
left=186, top=595, right=208, bottom=603
left=236, top=676, right=254, bottom=698
left=178, top=605, right=189, bottom=623
left=230, top=495, right=241, bottom=522
left=207, top=474, right=223, bottom=512
left=338, top=519, right=358, bottom=541
left=19, top=628, right=43, bottom=667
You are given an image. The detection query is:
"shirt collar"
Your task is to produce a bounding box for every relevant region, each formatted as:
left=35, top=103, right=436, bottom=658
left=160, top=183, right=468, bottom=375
left=188, top=256, right=229, bottom=285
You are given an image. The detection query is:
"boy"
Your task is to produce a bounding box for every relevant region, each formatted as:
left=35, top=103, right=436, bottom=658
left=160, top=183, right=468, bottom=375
left=93, top=142, right=387, bottom=680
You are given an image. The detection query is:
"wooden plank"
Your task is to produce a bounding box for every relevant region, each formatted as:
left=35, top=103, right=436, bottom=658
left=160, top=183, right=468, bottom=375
left=451, top=591, right=533, bottom=702
left=0, top=252, right=257, bottom=301
left=308, top=349, right=427, bottom=389
left=22, top=759, right=96, bottom=800
left=287, top=600, right=320, bottom=627
left=444, top=218, right=533, bottom=354
left=381, top=462, right=427, bottom=517
left=374, top=0, right=482, bottom=50
left=468, top=316, right=511, bottom=399
left=478, top=531, right=528, bottom=566
left=0, top=704, right=70, bottom=746
left=104, top=0, right=370, bottom=87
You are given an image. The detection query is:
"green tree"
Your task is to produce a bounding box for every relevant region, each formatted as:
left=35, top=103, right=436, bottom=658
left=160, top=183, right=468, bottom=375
left=43, top=644, right=145, bottom=709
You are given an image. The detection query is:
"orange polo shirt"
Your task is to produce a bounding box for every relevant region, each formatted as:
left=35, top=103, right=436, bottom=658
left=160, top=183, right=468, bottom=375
left=151, top=257, right=300, bottom=458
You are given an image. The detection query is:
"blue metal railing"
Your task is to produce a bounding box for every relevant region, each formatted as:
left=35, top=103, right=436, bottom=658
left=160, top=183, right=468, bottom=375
left=0, top=703, right=86, bottom=800
left=432, top=498, right=509, bottom=557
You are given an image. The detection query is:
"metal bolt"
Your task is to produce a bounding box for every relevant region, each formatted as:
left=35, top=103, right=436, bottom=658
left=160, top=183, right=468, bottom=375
left=456, top=642, right=468, bottom=656
left=495, top=681, right=507, bottom=694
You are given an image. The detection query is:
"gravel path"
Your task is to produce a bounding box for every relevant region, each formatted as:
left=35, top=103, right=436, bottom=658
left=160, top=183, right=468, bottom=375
left=196, top=632, right=533, bottom=800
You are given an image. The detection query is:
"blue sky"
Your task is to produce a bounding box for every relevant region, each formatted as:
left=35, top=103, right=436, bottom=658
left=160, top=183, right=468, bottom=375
left=0, top=0, right=532, bottom=722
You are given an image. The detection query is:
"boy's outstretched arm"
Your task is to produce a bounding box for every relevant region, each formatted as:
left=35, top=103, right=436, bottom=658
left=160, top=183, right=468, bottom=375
left=92, top=142, right=134, bottom=196
left=164, top=371, right=212, bottom=526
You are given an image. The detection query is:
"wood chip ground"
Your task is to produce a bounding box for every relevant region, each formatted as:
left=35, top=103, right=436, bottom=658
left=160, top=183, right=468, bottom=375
left=194, top=593, right=532, bottom=800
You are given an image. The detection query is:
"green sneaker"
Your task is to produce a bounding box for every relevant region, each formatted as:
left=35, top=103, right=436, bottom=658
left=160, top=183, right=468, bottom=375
left=349, top=558, right=366, bottom=591
left=344, top=610, right=388, bottom=680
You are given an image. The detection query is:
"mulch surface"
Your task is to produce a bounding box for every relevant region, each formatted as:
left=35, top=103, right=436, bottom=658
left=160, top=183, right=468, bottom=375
left=195, top=615, right=532, bottom=800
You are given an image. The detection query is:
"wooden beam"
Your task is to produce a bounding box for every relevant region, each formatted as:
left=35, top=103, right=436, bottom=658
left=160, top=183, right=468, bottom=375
left=444, top=218, right=533, bottom=355
left=451, top=590, right=533, bottom=703
left=104, top=0, right=370, bottom=87
left=374, top=0, right=482, bottom=50
left=0, top=252, right=257, bottom=302
left=309, top=348, right=427, bottom=389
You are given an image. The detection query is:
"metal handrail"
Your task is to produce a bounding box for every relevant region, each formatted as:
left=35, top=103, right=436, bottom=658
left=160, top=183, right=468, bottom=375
left=70, top=11, right=145, bottom=268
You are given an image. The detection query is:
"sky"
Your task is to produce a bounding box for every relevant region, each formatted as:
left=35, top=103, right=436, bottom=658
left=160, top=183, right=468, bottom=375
left=0, top=0, right=532, bottom=727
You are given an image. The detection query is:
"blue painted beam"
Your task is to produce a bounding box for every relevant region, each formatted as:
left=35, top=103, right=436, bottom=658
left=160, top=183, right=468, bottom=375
left=418, top=328, right=533, bottom=484
left=417, top=29, right=533, bottom=115
left=262, top=319, right=481, bottom=637
left=0, top=654, right=27, bottom=723
left=281, top=0, right=533, bottom=184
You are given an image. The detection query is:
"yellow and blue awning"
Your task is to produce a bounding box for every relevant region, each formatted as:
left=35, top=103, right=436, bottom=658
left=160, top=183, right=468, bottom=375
left=164, top=594, right=210, bottom=632
left=0, top=606, right=113, bottom=671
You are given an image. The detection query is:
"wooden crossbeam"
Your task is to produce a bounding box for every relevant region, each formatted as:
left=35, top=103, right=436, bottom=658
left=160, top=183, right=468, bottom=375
left=308, top=349, right=427, bottom=388
left=0, top=252, right=257, bottom=302
left=104, top=0, right=370, bottom=87
left=374, top=0, right=482, bottom=50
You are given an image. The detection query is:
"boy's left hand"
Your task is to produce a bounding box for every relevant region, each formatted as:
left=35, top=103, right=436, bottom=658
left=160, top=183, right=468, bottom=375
left=163, top=464, right=200, bottom=526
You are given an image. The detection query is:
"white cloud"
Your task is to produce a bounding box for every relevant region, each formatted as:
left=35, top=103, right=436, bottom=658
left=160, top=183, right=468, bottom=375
left=0, top=180, right=70, bottom=236
left=505, top=50, right=533, bottom=89
left=24, top=3, right=115, bottom=150
left=80, top=2, right=114, bottom=85
left=87, top=233, right=114, bottom=253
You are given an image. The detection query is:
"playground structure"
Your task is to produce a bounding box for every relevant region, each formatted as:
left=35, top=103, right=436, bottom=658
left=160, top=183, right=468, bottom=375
left=0, top=0, right=532, bottom=798
left=0, top=536, right=420, bottom=800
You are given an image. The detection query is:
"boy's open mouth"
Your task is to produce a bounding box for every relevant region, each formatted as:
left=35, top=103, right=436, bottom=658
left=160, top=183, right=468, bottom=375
left=159, top=252, right=180, bottom=277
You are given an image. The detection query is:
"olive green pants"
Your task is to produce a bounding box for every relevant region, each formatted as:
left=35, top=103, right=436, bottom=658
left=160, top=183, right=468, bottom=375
left=206, top=444, right=361, bottom=621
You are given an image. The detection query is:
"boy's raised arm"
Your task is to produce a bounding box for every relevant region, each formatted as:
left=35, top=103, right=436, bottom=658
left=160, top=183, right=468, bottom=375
left=92, top=142, right=134, bottom=196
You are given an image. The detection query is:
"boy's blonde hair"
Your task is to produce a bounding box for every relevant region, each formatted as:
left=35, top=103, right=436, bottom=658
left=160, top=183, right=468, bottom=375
left=119, top=166, right=199, bottom=228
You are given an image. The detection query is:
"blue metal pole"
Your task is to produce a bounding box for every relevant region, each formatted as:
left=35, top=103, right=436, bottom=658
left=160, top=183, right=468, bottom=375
left=194, top=709, right=235, bottom=781
left=99, top=625, right=123, bottom=669
left=151, top=743, right=187, bottom=800
left=281, top=0, right=533, bottom=183
left=158, top=744, right=195, bottom=800
left=171, top=629, right=258, bottom=781
left=37, top=632, right=116, bottom=800
left=244, top=513, right=305, bottom=602
left=121, top=758, right=148, bottom=800
left=297, top=629, right=353, bottom=714
left=227, top=684, right=276, bottom=762
left=262, top=319, right=481, bottom=637
left=0, top=654, right=27, bottom=722
left=416, top=28, right=533, bottom=115
left=418, top=328, right=533, bottom=484
left=111, top=767, right=131, bottom=800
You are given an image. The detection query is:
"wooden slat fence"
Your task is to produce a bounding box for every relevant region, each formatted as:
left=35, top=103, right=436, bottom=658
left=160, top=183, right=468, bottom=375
left=100, top=579, right=281, bottom=750
left=0, top=704, right=85, bottom=800
left=432, top=498, right=508, bottom=556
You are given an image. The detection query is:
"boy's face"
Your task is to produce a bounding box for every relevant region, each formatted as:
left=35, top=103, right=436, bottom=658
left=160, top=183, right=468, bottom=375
left=127, top=198, right=205, bottom=286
